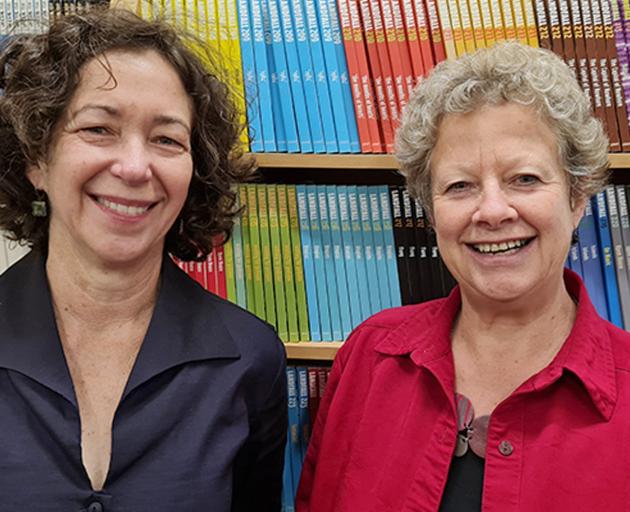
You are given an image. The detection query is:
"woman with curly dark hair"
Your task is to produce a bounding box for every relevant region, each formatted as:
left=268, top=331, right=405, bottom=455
left=0, top=8, right=286, bottom=512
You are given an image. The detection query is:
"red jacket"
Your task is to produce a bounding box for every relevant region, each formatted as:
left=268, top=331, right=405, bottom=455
left=296, top=271, right=630, bottom=511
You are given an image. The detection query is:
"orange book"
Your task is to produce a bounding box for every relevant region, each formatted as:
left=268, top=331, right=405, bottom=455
left=390, top=0, right=418, bottom=91
left=412, top=0, right=436, bottom=73
left=380, top=0, right=412, bottom=107
left=400, top=0, right=427, bottom=82
left=338, top=0, right=379, bottom=152
left=364, top=0, right=401, bottom=135
left=424, top=0, right=447, bottom=62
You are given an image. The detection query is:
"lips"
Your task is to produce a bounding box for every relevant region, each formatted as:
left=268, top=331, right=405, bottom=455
left=94, top=196, right=155, bottom=217
left=471, top=237, right=535, bottom=254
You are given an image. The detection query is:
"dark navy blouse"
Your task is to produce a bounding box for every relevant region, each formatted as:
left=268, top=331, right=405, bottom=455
left=0, top=251, right=287, bottom=512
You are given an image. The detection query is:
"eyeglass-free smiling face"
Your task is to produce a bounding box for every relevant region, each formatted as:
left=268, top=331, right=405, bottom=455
left=430, top=103, right=585, bottom=308
left=27, top=49, right=194, bottom=269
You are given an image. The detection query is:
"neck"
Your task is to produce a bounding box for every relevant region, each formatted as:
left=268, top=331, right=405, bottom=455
left=45, top=244, right=162, bottom=328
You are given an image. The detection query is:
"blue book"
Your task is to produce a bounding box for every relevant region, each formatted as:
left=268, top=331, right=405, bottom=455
left=593, top=192, right=624, bottom=328
left=281, top=432, right=295, bottom=512
left=267, top=0, right=300, bottom=152
left=249, top=0, right=277, bottom=151
left=286, top=367, right=303, bottom=502
left=237, top=0, right=264, bottom=152
left=307, top=186, right=332, bottom=340
left=317, top=185, right=342, bottom=340
left=347, top=186, right=372, bottom=322
left=578, top=201, right=610, bottom=320
left=277, top=0, right=314, bottom=152
left=296, top=367, right=311, bottom=460
left=290, top=0, right=326, bottom=152
left=358, top=186, right=382, bottom=315
left=379, top=186, right=402, bottom=307
left=569, top=241, right=584, bottom=278
left=368, top=187, right=391, bottom=310
left=327, top=186, right=353, bottom=338
left=326, top=0, right=360, bottom=152
left=314, top=0, right=352, bottom=152
left=337, top=186, right=363, bottom=329
left=296, top=185, right=321, bottom=341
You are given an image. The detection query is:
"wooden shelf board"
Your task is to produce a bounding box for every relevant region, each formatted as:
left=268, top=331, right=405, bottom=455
left=284, top=342, right=343, bottom=361
left=254, top=152, right=630, bottom=170
left=254, top=153, right=398, bottom=170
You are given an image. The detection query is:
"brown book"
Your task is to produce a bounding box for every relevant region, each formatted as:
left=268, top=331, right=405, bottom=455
left=599, top=0, right=630, bottom=151
left=546, top=0, right=565, bottom=58
left=591, top=0, right=622, bottom=151
left=533, top=0, right=551, bottom=50
left=580, top=0, right=613, bottom=144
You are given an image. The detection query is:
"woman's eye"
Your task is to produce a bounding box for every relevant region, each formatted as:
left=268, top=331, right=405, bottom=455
left=446, top=181, right=470, bottom=193
left=82, top=126, right=109, bottom=135
left=155, top=136, right=186, bottom=149
left=515, top=174, right=540, bottom=185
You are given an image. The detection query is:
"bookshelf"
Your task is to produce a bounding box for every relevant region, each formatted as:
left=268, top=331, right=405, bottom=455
left=284, top=341, right=343, bottom=361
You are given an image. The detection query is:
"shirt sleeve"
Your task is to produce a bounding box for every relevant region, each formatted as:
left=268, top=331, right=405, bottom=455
left=232, top=337, right=288, bottom=512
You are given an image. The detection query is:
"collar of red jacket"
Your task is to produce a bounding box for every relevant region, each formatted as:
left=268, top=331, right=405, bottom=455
left=373, top=269, right=617, bottom=421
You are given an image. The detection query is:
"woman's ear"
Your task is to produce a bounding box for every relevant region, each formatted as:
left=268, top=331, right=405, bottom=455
left=571, top=195, right=587, bottom=230
left=26, top=162, right=47, bottom=192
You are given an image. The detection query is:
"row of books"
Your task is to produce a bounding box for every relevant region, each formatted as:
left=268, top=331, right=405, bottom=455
left=282, top=365, right=330, bottom=512
left=177, top=183, right=458, bottom=342
left=570, top=184, right=630, bottom=330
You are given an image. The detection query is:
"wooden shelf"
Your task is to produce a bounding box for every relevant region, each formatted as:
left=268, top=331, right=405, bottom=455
left=254, top=152, right=630, bottom=170
left=284, top=342, right=342, bottom=361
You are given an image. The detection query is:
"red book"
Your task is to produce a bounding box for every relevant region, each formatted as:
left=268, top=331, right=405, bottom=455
left=317, top=368, right=330, bottom=405
left=215, top=245, right=227, bottom=298
left=343, top=0, right=385, bottom=152
left=412, top=0, right=435, bottom=75
left=366, top=0, right=402, bottom=134
left=307, top=367, right=321, bottom=427
left=337, top=0, right=374, bottom=152
left=397, top=0, right=425, bottom=84
left=205, top=252, right=217, bottom=293
left=423, top=0, right=446, bottom=64
left=380, top=0, right=411, bottom=112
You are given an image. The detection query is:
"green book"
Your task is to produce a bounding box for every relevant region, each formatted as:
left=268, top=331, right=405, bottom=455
left=238, top=186, right=255, bottom=313
left=277, top=184, right=300, bottom=342
left=246, top=185, right=265, bottom=320
left=257, top=184, right=276, bottom=326
left=287, top=185, right=310, bottom=341
left=223, top=237, right=237, bottom=303
left=232, top=191, right=248, bottom=309
left=267, top=184, right=288, bottom=341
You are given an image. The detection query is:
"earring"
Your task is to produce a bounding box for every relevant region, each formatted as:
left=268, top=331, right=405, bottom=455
left=31, top=190, right=47, bottom=217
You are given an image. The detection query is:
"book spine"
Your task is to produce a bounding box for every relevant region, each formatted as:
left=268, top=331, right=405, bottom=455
left=379, top=185, right=402, bottom=307
left=381, top=0, right=411, bottom=110
left=251, top=0, right=279, bottom=151
left=570, top=0, right=597, bottom=116
left=360, top=0, right=397, bottom=148
left=389, top=186, right=412, bottom=305
left=533, top=0, right=551, bottom=50
left=303, top=0, right=340, bottom=152
left=267, top=184, right=289, bottom=341
left=290, top=185, right=313, bottom=341
left=327, top=186, right=354, bottom=338
left=291, top=0, right=327, bottom=152
left=578, top=200, right=611, bottom=319
left=489, top=0, right=506, bottom=42
left=347, top=0, right=385, bottom=152
left=368, top=186, right=391, bottom=309
left=316, top=0, right=353, bottom=152
left=296, top=185, right=321, bottom=340
left=296, top=366, right=311, bottom=460
left=215, top=245, right=228, bottom=299
left=400, top=0, right=426, bottom=83
left=446, top=0, right=466, bottom=56
left=282, top=434, right=296, bottom=512
left=512, top=0, right=529, bottom=44
left=401, top=188, right=421, bottom=303
left=247, top=184, right=266, bottom=320
left=458, top=0, right=477, bottom=53
left=317, top=185, right=343, bottom=340
left=348, top=185, right=372, bottom=321
left=594, top=191, right=624, bottom=328
left=278, top=0, right=314, bottom=152
left=606, top=185, right=630, bottom=327
left=257, top=184, right=277, bottom=325
left=413, top=0, right=436, bottom=74
left=286, top=367, right=304, bottom=496
left=468, top=0, right=487, bottom=49
left=390, top=0, right=418, bottom=91
left=328, top=0, right=362, bottom=152
left=478, top=0, right=497, bottom=48
left=425, top=0, right=447, bottom=63
left=610, top=0, right=630, bottom=133
left=616, top=184, right=630, bottom=311
left=232, top=191, right=248, bottom=309
left=521, top=0, right=539, bottom=46
left=499, top=0, right=516, bottom=41
left=239, top=186, right=256, bottom=312
left=337, top=0, right=376, bottom=152
left=307, top=367, right=320, bottom=427
left=412, top=196, right=431, bottom=302
left=337, top=185, right=363, bottom=328
left=268, top=0, right=301, bottom=152
left=358, top=185, right=382, bottom=315
left=277, top=184, right=300, bottom=341
left=237, top=0, right=264, bottom=152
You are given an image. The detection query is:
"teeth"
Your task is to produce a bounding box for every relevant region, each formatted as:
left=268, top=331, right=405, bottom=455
left=97, top=197, right=150, bottom=217
left=474, top=239, right=528, bottom=254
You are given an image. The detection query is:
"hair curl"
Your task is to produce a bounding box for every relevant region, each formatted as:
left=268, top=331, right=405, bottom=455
left=395, top=41, right=610, bottom=217
left=0, top=8, right=256, bottom=260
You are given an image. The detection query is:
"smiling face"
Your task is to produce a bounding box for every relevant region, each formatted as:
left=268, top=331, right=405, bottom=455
left=430, top=103, right=585, bottom=306
left=27, top=49, right=194, bottom=268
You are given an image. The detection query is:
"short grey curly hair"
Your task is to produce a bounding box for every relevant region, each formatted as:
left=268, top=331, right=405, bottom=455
left=395, top=41, right=609, bottom=217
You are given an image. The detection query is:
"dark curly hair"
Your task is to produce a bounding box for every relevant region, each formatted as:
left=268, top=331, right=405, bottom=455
left=0, top=8, right=256, bottom=260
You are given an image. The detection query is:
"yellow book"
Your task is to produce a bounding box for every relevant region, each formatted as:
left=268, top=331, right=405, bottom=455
left=489, top=0, right=507, bottom=41
left=458, top=0, right=477, bottom=52
left=521, top=0, right=539, bottom=47
left=436, top=0, right=458, bottom=59
left=447, top=0, right=467, bottom=56
left=467, top=0, right=486, bottom=48
left=511, top=0, right=529, bottom=44
left=499, top=0, right=517, bottom=40
left=478, top=0, right=496, bottom=47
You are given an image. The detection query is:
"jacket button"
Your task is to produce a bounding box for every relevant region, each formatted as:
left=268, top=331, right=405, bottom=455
left=498, top=440, right=514, bottom=456
left=87, top=502, right=103, bottom=512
